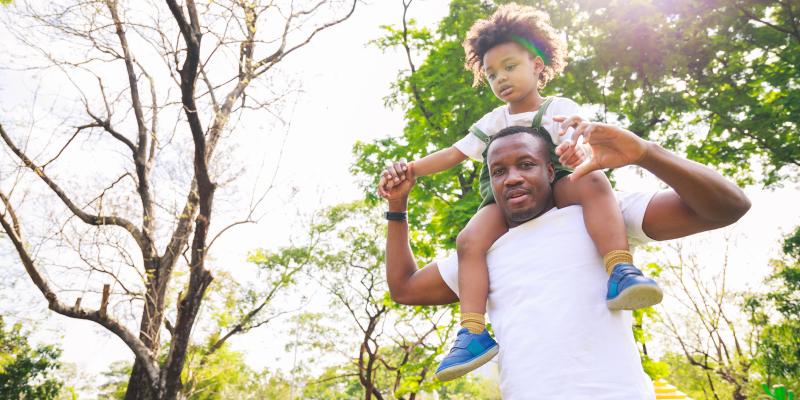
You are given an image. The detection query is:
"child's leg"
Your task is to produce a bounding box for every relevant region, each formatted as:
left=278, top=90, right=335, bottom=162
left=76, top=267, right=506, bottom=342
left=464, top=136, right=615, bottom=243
left=553, top=171, right=628, bottom=262
left=553, top=171, right=662, bottom=310
left=435, top=203, right=506, bottom=382
left=456, top=203, right=508, bottom=333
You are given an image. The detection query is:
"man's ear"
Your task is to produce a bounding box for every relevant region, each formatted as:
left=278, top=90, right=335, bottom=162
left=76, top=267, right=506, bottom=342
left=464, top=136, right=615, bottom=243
left=547, top=162, right=555, bottom=184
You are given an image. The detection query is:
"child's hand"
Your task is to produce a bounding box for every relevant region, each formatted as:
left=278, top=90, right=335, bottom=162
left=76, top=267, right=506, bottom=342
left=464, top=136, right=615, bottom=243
left=378, top=162, right=417, bottom=201
left=556, top=117, right=576, bottom=140
left=553, top=115, right=649, bottom=180
left=555, top=140, right=587, bottom=169
left=378, top=159, right=411, bottom=198
left=386, top=159, right=410, bottom=182
left=382, top=159, right=410, bottom=183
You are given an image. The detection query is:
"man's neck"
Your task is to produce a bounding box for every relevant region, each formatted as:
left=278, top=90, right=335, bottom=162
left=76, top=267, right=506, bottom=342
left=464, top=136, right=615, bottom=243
left=507, top=202, right=556, bottom=228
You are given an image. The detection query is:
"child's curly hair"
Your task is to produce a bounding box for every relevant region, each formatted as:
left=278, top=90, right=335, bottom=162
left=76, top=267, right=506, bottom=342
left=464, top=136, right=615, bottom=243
left=463, top=4, right=567, bottom=88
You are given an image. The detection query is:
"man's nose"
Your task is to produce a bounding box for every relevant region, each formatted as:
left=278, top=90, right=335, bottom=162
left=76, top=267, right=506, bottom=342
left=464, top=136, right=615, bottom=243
left=504, top=167, right=523, bottom=185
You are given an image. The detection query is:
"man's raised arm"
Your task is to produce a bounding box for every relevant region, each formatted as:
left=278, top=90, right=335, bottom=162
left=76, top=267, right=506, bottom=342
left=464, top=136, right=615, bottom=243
left=380, top=164, right=458, bottom=306
left=635, top=142, right=751, bottom=240
left=554, top=116, right=751, bottom=240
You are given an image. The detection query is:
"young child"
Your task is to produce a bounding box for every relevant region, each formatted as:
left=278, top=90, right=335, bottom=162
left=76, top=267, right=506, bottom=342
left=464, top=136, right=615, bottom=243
left=378, top=4, right=663, bottom=381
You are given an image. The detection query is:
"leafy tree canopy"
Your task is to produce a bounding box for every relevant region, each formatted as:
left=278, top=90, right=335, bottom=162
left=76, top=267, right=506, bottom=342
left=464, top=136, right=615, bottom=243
left=0, top=317, right=64, bottom=400
left=353, top=0, right=799, bottom=247
left=746, top=226, right=800, bottom=388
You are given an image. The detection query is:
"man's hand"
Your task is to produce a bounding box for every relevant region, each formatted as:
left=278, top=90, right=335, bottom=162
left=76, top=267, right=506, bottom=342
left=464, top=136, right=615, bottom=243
left=554, top=115, right=649, bottom=180
left=378, top=162, right=416, bottom=206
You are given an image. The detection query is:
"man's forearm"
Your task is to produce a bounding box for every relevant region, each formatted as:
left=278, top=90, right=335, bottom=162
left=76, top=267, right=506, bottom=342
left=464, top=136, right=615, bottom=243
left=385, top=197, right=419, bottom=302
left=638, top=142, right=751, bottom=223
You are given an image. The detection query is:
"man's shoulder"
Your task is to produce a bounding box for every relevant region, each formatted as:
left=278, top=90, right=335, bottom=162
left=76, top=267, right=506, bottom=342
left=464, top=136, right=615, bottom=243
left=494, top=191, right=657, bottom=250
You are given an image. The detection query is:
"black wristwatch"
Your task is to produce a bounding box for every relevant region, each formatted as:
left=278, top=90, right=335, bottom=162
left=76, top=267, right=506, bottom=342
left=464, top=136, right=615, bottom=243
left=385, top=211, right=407, bottom=221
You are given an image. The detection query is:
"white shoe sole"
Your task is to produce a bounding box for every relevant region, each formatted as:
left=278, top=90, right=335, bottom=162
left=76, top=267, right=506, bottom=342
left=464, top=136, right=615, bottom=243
left=607, top=284, right=663, bottom=310
left=435, top=345, right=500, bottom=382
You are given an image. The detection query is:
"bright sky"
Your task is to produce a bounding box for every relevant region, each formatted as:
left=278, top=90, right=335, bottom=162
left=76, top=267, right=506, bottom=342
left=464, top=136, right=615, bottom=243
left=1, top=0, right=798, bottom=395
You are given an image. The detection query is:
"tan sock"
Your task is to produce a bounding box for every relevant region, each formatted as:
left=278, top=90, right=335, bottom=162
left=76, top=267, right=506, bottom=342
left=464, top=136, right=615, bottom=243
left=461, top=312, right=485, bottom=334
left=603, top=250, right=633, bottom=275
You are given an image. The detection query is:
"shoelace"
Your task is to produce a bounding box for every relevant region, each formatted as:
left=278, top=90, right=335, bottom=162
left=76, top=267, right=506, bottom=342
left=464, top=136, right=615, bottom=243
left=614, top=265, right=643, bottom=279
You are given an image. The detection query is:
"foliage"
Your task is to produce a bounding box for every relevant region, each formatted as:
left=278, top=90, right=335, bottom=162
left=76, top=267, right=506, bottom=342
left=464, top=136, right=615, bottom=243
left=633, top=259, right=668, bottom=380
left=761, top=383, right=796, bottom=400
left=180, top=342, right=256, bottom=399
left=97, top=361, right=132, bottom=400
left=540, top=0, right=800, bottom=186
left=436, top=375, right=502, bottom=399
left=300, top=361, right=501, bottom=400
left=252, top=370, right=294, bottom=399
left=746, top=226, right=800, bottom=389
left=0, top=317, right=64, bottom=400
left=353, top=0, right=498, bottom=250
left=354, top=0, right=798, bottom=250
left=659, top=352, right=737, bottom=400
left=300, top=364, right=363, bottom=399
left=656, top=239, right=760, bottom=399
left=97, top=343, right=289, bottom=400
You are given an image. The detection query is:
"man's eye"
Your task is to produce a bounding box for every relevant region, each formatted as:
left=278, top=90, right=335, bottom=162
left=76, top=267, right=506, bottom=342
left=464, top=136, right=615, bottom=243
left=487, top=73, right=496, bottom=80
left=491, top=168, right=504, bottom=177
left=505, top=64, right=515, bottom=71
left=520, top=162, right=535, bottom=168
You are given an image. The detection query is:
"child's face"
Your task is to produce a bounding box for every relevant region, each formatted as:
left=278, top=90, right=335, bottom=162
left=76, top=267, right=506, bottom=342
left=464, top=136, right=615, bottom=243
left=483, top=42, right=543, bottom=105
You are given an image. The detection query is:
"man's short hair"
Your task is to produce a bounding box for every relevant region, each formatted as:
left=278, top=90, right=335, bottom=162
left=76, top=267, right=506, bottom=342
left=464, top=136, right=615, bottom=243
left=487, top=126, right=554, bottom=162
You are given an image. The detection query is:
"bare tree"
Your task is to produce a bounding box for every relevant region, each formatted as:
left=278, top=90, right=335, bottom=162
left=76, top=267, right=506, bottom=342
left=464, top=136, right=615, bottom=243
left=262, top=202, right=455, bottom=400
left=326, top=246, right=447, bottom=400
left=0, top=1, right=356, bottom=399
left=657, top=238, right=758, bottom=400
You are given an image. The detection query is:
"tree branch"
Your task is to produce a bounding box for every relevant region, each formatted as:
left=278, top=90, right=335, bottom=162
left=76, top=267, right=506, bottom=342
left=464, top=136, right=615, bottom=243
left=253, top=0, right=358, bottom=76
left=0, top=124, right=145, bottom=248
left=735, top=2, right=800, bottom=43
left=400, top=0, right=442, bottom=133
left=0, top=198, right=159, bottom=390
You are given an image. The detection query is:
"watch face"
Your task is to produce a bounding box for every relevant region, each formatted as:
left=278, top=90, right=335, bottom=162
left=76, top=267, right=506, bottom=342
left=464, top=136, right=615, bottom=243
left=386, top=211, right=407, bottom=221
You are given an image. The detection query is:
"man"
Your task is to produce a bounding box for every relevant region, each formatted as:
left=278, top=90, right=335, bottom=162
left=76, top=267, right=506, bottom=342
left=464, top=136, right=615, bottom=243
left=381, top=119, right=750, bottom=399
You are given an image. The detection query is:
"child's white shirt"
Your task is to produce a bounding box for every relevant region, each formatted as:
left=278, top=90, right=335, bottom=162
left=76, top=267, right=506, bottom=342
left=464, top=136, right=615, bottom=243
left=454, top=96, right=582, bottom=160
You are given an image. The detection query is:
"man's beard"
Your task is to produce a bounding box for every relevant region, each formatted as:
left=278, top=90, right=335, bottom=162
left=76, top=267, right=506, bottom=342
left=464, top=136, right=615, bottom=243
left=509, top=207, right=539, bottom=223
left=505, top=198, right=554, bottom=226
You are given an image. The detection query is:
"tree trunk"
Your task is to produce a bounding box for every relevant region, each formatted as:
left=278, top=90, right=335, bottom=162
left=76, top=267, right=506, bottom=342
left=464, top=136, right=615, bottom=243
left=123, top=261, right=171, bottom=399
left=125, top=362, right=156, bottom=400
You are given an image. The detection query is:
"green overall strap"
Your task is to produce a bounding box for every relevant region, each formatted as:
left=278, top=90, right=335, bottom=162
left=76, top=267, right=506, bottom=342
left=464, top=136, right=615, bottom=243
left=469, top=125, right=490, bottom=144
left=531, top=97, right=554, bottom=129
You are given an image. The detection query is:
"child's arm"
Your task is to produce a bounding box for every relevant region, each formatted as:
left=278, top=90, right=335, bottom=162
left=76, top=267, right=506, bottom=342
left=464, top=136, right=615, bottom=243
left=381, top=146, right=468, bottom=191
left=412, top=146, right=469, bottom=177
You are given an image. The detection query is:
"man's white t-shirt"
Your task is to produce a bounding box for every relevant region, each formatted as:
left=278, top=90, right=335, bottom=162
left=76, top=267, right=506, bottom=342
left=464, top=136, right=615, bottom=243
left=454, top=96, right=581, bottom=161
left=437, top=192, right=658, bottom=399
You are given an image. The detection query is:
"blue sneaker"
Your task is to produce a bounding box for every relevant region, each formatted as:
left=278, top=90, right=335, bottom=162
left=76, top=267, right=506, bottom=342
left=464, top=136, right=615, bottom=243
left=606, top=263, right=663, bottom=310
left=435, top=328, right=499, bottom=381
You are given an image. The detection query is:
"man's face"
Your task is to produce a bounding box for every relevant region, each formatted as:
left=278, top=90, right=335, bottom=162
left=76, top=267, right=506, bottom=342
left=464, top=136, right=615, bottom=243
left=487, top=133, right=555, bottom=227
left=482, top=41, right=543, bottom=104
